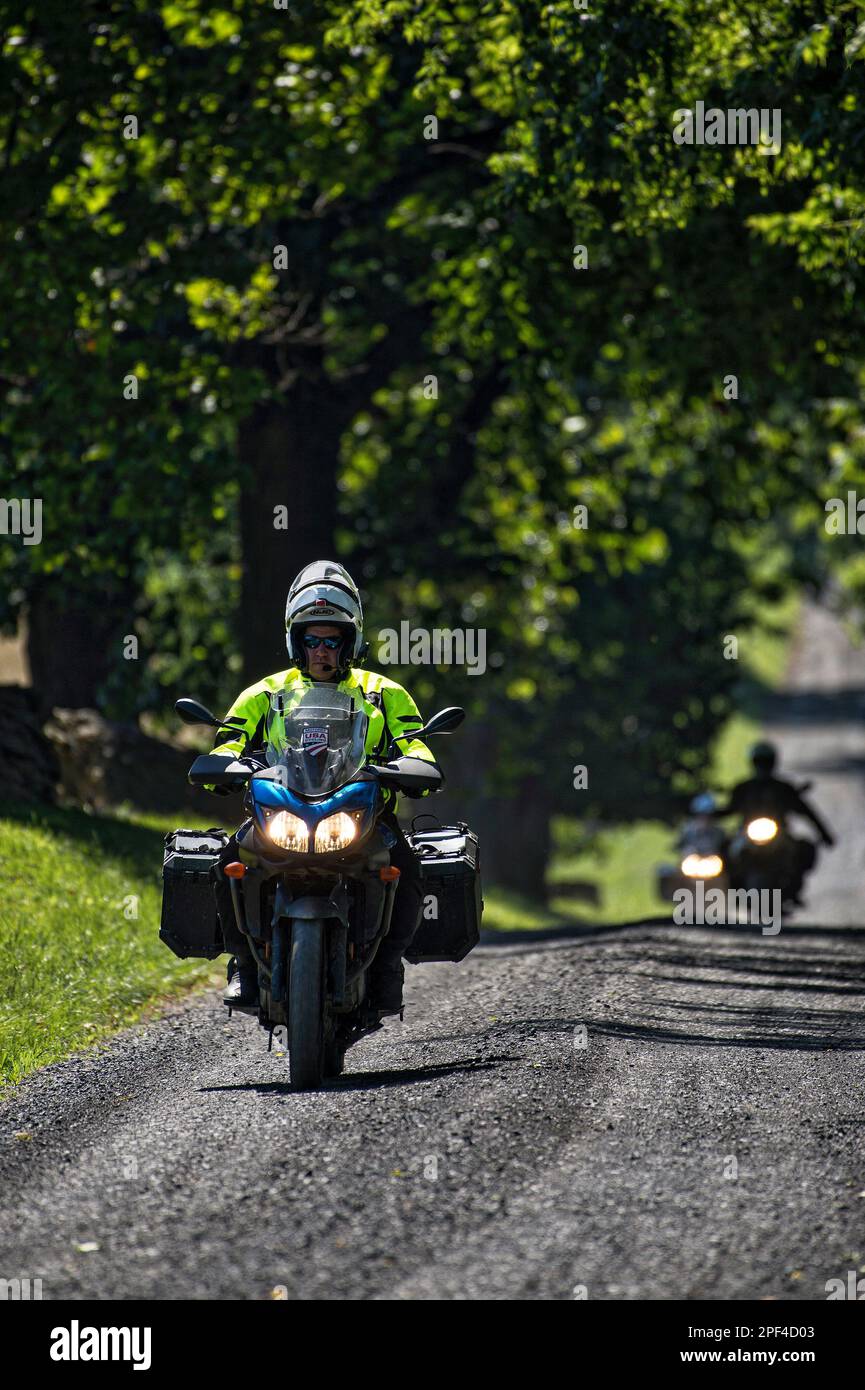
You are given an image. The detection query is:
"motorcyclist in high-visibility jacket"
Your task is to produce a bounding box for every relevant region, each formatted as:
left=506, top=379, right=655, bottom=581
left=208, top=560, right=442, bottom=1015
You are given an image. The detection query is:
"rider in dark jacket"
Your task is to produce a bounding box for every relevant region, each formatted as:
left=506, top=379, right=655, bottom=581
left=716, top=741, right=835, bottom=900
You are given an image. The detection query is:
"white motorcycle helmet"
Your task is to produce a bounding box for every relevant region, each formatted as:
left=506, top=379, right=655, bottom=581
left=285, top=560, right=366, bottom=674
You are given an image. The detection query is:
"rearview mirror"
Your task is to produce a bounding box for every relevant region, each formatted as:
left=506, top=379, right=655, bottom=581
left=176, top=698, right=218, bottom=727
left=390, top=707, right=465, bottom=756
left=175, top=698, right=245, bottom=731
left=422, top=706, right=465, bottom=737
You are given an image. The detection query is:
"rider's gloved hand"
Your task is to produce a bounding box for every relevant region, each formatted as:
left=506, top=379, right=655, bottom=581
left=368, top=757, right=442, bottom=796
left=366, top=761, right=406, bottom=784
left=202, top=755, right=261, bottom=796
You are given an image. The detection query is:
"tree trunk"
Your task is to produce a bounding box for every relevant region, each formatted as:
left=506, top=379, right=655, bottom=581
left=478, top=773, right=552, bottom=902
left=26, top=583, right=126, bottom=711
left=419, top=720, right=552, bottom=904
left=237, top=394, right=345, bottom=683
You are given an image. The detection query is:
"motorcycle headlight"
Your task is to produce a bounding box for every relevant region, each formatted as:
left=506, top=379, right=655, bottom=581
left=682, top=853, right=724, bottom=879
left=267, top=811, right=309, bottom=852
left=314, top=812, right=357, bottom=853
left=746, top=817, right=778, bottom=844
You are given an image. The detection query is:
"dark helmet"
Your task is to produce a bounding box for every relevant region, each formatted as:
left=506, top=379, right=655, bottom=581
left=750, top=740, right=777, bottom=774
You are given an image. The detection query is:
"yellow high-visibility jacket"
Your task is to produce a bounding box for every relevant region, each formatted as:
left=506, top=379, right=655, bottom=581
left=211, top=667, right=439, bottom=803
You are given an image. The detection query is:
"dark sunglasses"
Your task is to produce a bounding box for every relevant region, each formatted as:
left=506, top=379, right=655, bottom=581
left=302, top=634, right=343, bottom=650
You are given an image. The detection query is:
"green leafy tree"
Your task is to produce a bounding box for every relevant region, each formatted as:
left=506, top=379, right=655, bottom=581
left=2, top=0, right=865, bottom=894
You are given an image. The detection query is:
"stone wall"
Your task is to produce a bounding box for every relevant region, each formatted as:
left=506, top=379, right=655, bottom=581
left=0, top=686, right=233, bottom=817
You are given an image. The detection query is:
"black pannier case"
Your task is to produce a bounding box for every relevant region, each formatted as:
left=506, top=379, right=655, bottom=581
left=404, top=822, right=482, bottom=963
left=160, top=828, right=228, bottom=960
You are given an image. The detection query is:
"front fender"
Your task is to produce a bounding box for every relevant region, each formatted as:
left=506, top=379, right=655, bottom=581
left=272, top=882, right=350, bottom=928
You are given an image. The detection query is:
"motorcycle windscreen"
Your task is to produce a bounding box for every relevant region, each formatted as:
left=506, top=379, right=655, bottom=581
left=266, top=685, right=369, bottom=796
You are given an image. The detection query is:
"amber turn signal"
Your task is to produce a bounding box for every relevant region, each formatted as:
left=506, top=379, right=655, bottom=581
left=224, top=862, right=247, bottom=879
left=379, top=866, right=401, bottom=882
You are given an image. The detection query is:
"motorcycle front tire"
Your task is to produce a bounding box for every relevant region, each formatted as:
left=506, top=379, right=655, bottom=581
left=288, top=919, right=326, bottom=1091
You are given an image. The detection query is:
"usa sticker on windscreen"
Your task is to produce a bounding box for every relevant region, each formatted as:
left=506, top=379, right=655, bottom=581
left=301, top=725, right=329, bottom=755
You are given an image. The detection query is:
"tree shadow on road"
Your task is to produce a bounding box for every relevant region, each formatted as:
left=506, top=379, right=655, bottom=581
left=481, top=919, right=865, bottom=954
left=627, top=942, right=865, bottom=1001
left=635, top=946, right=865, bottom=979
left=761, top=686, right=865, bottom=722
left=582, top=1013, right=865, bottom=1052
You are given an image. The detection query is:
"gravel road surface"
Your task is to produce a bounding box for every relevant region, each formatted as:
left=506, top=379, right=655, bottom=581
left=2, top=600, right=864, bottom=1301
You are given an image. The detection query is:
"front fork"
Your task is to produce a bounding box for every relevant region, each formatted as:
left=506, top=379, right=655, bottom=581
left=271, top=918, right=287, bottom=1003
left=228, top=870, right=400, bottom=1016
left=269, top=918, right=348, bottom=1009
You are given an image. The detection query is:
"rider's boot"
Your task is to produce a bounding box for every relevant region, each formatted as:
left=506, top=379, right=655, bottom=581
left=223, top=945, right=259, bottom=1008
left=368, top=944, right=405, bottom=1016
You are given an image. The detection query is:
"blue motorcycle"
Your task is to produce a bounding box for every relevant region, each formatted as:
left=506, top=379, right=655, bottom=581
left=169, top=687, right=467, bottom=1089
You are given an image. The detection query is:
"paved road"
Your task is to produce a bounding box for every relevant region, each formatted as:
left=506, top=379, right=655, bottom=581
left=2, top=601, right=864, bottom=1301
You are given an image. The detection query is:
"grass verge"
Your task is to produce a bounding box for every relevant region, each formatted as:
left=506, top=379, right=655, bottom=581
left=0, top=803, right=224, bottom=1088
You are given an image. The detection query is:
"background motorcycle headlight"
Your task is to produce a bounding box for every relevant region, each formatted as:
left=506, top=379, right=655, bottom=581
left=314, top=812, right=357, bottom=853
left=682, top=853, right=724, bottom=878
left=267, top=811, right=309, bottom=851
left=746, top=817, right=778, bottom=844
